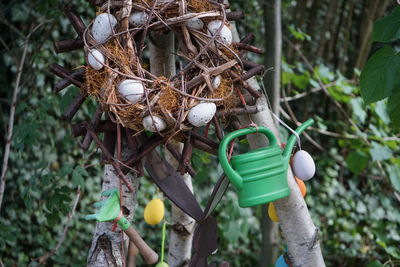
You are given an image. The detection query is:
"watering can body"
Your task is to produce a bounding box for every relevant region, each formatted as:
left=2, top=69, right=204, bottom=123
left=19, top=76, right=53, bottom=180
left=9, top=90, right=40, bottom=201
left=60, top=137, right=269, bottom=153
left=218, top=119, right=314, bottom=208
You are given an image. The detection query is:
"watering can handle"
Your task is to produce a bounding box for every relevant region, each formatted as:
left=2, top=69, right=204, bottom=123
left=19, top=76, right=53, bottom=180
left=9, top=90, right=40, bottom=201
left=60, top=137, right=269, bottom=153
left=218, top=127, right=277, bottom=190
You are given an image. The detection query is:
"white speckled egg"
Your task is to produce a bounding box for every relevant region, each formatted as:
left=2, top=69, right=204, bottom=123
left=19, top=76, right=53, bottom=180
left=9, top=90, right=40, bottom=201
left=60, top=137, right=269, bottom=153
left=186, top=15, right=204, bottom=30
left=129, top=12, right=148, bottom=27
left=117, top=79, right=144, bottom=104
left=207, top=20, right=232, bottom=45
left=292, top=150, right=316, bottom=181
left=87, top=49, right=105, bottom=70
left=212, top=75, right=222, bottom=89
left=143, top=115, right=166, bottom=132
left=207, top=20, right=223, bottom=35
left=188, top=102, right=216, bottom=127
left=91, top=13, right=117, bottom=43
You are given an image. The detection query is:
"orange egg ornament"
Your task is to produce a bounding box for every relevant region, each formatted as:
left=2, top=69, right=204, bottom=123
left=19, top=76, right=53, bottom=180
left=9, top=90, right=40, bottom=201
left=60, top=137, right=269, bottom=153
left=295, top=177, right=307, bottom=197
left=268, top=202, right=279, bottom=222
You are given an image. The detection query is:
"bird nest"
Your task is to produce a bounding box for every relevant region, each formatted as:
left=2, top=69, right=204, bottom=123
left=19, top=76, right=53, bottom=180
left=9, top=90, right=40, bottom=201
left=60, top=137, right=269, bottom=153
left=82, top=0, right=263, bottom=136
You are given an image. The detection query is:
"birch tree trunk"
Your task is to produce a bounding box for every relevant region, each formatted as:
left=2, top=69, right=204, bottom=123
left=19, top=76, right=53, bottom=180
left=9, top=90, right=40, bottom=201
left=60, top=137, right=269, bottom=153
left=230, top=5, right=326, bottom=266
left=149, top=31, right=195, bottom=267
left=87, top=164, right=139, bottom=267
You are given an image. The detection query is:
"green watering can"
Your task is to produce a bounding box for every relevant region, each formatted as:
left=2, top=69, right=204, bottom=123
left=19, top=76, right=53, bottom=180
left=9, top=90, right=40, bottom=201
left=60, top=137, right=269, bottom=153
left=218, top=119, right=314, bottom=207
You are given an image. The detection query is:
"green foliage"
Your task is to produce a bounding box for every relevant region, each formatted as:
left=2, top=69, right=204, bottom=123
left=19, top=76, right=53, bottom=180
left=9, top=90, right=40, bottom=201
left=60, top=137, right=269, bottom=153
left=360, top=7, right=400, bottom=128
left=373, top=7, right=400, bottom=43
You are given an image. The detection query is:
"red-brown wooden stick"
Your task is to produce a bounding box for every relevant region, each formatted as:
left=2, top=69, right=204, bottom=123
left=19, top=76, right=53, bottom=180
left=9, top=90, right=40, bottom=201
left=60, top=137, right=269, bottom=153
left=71, top=120, right=116, bottom=137
left=242, top=59, right=261, bottom=71
left=54, top=38, right=84, bottom=53
left=87, top=128, right=134, bottom=192
left=165, top=143, right=196, bottom=177
left=191, top=139, right=217, bottom=155
left=226, top=11, right=244, bottom=21
left=54, top=68, right=84, bottom=92
left=81, top=106, right=103, bottom=150
left=240, top=65, right=266, bottom=81
left=64, top=5, right=86, bottom=36
left=240, top=33, right=255, bottom=44
left=233, top=42, right=264, bottom=54
left=190, top=131, right=219, bottom=149
left=49, top=64, right=82, bottom=88
left=213, top=116, right=223, bottom=141
left=62, top=92, right=86, bottom=121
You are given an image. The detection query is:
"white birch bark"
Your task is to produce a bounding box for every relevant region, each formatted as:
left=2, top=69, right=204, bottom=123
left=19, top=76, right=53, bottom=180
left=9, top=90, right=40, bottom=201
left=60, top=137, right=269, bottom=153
left=87, top=164, right=139, bottom=267
left=229, top=7, right=326, bottom=266
left=149, top=31, right=195, bottom=267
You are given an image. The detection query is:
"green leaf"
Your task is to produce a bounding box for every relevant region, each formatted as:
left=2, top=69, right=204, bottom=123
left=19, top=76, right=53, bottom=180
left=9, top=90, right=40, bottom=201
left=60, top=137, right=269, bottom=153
left=370, top=142, right=393, bottom=161
left=387, top=164, right=400, bottom=192
left=388, top=91, right=400, bottom=127
left=72, top=166, right=88, bottom=188
left=366, top=260, right=383, bottom=267
left=350, top=98, right=366, bottom=123
left=360, top=46, right=400, bottom=104
left=346, top=151, right=368, bottom=175
left=375, top=100, right=391, bottom=124
left=373, top=7, right=400, bottom=42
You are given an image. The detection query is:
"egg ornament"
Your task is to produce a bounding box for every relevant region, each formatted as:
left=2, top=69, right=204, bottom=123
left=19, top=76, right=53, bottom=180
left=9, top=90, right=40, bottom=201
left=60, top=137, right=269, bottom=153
left=91, top=13, right=117, bottom=43
left=143, top=115, right=167, bottom=132
left=292, top=150, right=316, bottom=181
left=275, top=255, right=289, bottom=267
left=212, top=75, right=222, bottom=89
left=144, top=198, right=165, bottom=225
left=117, top=79, right=144, bottom=104
left=186, top=15, right=204, bottom=30
left=295, top=176, right=307, bottom=197
left=268, top=203, right=279, bottom=222
left=187, top=102, right=217, bottom=127
left=87, top=49, right=105, bottom=70
left=155, top=262, right=169, bottom=267
left=207, top=20, right=232, bottom=45
left=129, top=12, right=148, bottom=27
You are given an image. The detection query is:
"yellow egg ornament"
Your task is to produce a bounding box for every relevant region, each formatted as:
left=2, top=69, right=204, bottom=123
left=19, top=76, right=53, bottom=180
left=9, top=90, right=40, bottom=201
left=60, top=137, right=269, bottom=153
left=144, top=198, right=165, bottom=225
left=268, top=203, right=279, bottom=222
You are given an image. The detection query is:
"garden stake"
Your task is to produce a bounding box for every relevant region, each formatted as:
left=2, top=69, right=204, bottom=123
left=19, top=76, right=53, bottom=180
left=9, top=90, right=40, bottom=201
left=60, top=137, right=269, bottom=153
left=85, top=189, right=159, bottom=265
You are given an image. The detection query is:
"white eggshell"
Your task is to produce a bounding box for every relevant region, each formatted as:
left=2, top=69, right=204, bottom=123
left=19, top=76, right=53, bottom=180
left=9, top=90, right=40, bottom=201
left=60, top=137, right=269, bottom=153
left=87, top=49, right=105, bottom=70
left=207, top=20, right=223, bottom=35
left=91, top=13, right=117, bottom=43
left=219, top=25, right=232, bottom=45
left=143, top=115, right=167, bottom=132
left=117, top=79, right=144, bottom=104
left=186, top=15, right=204, bottom=30
left=292, top=150, right=316, bottom=181
left=207, top=21, right=232, bottom=45
left=212, top=75, right=222, bottom=89
left=129, top=12, right=148, bottom=27
left=188, top=102, right=217, bottom=127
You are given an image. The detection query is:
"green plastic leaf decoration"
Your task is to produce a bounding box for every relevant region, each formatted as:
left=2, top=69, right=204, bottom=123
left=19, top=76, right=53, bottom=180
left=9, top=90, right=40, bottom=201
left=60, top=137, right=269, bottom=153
left=387, top=92, right=400, bottom=127
left=373, top=6, right=400, bottom=43
left=346, top=151, right=368, bottom=175
left=360, top=46, right=400, bottom=104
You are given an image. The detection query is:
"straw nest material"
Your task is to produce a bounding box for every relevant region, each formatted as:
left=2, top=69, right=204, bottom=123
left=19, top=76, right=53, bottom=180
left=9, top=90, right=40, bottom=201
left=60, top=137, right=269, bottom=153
left=83, top=0, right=254, bottom=135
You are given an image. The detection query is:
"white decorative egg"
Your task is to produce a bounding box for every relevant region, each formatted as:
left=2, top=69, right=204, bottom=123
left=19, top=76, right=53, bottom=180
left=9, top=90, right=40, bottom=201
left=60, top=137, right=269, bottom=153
left=91, top=13, right=117, bottom=43
left=292, top=150, right=316, bottom=181
left=129, top=12, right=148, bottom=27
left=207, top=20, right=223, bottom=35
left=212, top=75, right=222, bottom=89
left=207, top=20, right=232, bottom=45
left=117, top=79, right=144, bottom=104
left=186, top=15, right=204, bottom=30
left=143, top=115, right=167, bottom=132
left=188, top=102, right=217, bottom=127
left=219, top=25, right=232, bottom=45
left=87, top=49, right=105, bottom=70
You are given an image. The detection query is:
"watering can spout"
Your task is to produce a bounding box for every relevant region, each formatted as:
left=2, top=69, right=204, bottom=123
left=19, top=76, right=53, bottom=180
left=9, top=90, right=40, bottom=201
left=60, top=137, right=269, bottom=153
left=282, top=118, right=314, bottom=162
